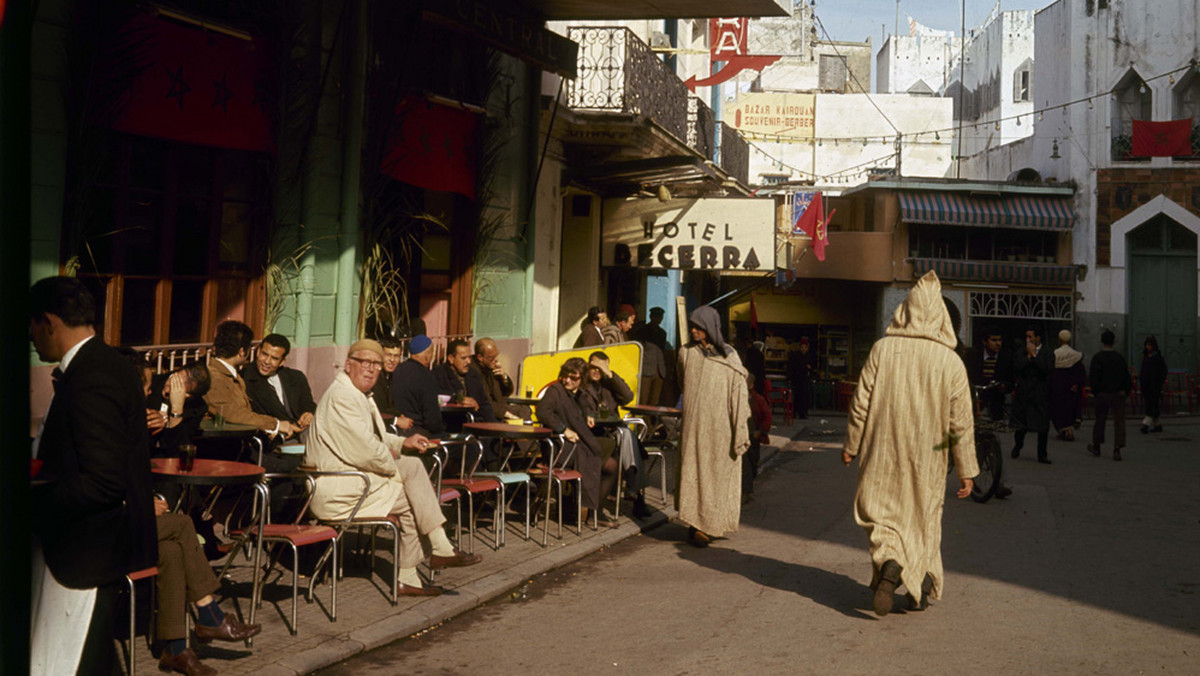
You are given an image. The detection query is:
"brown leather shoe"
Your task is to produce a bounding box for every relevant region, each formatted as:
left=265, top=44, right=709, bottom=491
left=399, top=583, right=444, bottom=597
left=429, top=549, right=483, bottom=570
left=193, top=615, right=262, bottom=643
left=158, top=647, right=217, bottom=676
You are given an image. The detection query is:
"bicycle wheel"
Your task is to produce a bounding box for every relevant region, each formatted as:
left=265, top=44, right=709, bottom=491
left=971, top=432, right=1002, bottom=503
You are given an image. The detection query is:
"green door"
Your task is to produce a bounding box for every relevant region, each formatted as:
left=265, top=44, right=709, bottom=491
left=1127, top=216, right=1197, bottom=372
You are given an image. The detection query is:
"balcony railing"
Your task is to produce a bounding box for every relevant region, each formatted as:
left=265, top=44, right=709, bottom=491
left=687, top=96, right=714, bottom=160
left=719, top=121, right=749, bottom=183
left=567, top=26, right=687, bottom=141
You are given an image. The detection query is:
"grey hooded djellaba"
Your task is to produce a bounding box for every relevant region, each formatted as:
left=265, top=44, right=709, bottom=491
left=675, top=305, right=751, bottom=537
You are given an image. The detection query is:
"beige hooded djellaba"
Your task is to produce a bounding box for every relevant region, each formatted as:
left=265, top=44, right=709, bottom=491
left=844, top=271, right=978, bottom=603
left=676, top=306, right=752, bottom=537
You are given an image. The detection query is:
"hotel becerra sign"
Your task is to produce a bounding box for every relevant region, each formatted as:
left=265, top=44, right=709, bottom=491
left=602, top=198, right=776, bottom=271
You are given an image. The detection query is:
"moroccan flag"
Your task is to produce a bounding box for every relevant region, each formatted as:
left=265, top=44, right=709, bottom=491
left=1131, top=119, right=1193, bottom=157
left=381, top=97, right=480, bottom=200
left=109, top=12, right=273, bottom=153
left=793, top=191, right=832, bottom=262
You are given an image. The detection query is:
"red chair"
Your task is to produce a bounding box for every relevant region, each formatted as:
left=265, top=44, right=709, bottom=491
left=441, top=436, right=503, bottom=553
left=234, top=473, right=340, bottom=636
left=526, top=434, right=586, bottom=546
left=764, top=378, right=794, bottom=425
left=123, top=566, right=158, bottom=676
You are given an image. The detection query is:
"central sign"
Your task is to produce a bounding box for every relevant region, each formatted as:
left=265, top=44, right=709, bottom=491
left=602, top=198, right=776, bottom=271
left=727, top=92, right=816, bottom=139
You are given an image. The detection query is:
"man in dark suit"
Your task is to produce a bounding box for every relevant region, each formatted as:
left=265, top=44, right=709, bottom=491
left=29, top=276, right=156, bottom=675
left=242, top=333, right=316, bottom=433
left=964, top=326, right=1014, bottom=422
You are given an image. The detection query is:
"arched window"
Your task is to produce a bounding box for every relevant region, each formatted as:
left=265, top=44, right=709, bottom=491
left=1172, top=69, right=1200, bottom=158
left=1111, top=70, right=1152, bottom=161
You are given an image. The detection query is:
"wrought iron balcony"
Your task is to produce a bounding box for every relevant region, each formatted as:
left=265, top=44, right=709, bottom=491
left=567, top=26, right=687, bottom=141
left=719, top=120, right=749, bottom=183
left=687, top=96, right=715, bottom=161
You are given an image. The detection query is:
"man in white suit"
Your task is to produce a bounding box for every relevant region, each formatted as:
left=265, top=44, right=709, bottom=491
left=306, top=339, right=481, bottom=596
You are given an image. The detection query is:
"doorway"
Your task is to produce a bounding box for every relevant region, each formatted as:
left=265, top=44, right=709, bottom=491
left=1127, top=215, right=1197, bottom=371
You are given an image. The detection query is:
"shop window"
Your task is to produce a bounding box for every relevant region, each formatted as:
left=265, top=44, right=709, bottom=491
left=1111, top=70, right=1152, bottom=161
left=73, top=133, right=268, bottom=346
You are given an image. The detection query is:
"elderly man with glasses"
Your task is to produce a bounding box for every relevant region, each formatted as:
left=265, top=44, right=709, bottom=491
left=306, top=339, right=481, bottom=596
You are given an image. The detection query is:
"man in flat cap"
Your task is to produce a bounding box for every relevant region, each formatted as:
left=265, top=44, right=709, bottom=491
left=306, top=339, right=481, bottom=596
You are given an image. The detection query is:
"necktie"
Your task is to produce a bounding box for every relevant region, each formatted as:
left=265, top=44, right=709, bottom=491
left=51, top=367, right=63, bottom=392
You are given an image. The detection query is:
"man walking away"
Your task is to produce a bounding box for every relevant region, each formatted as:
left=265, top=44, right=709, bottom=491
left=1089, top=330, right=1132, bottom=461
left=1011, top=325, right=1054, bottom=464
left=843, top=271, right=977, bottom=616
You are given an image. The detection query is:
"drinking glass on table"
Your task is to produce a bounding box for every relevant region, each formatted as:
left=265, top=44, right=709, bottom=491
left=213, top=405, right=225, bottom=429
left=178, top=443, right=197, bottom=472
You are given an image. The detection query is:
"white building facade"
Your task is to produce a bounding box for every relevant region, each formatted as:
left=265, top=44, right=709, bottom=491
left=960, top=0, right=1200, bottom=372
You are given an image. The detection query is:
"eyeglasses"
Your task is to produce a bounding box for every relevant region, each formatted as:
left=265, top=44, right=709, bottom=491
left=562, top=374, right=581, bottom=381
left=350, top=356, right=384, bottom=371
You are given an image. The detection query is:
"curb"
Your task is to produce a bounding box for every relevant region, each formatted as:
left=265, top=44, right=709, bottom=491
left=268, top=508, right=675, bottom=674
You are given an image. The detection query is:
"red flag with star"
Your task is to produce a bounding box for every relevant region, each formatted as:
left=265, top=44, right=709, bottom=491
left=381, top=96, right=480, bottom=200
left=109, top=12, right=273, bottom=152
left=794, top=191, right=833, bottom=261
left=1131, top=119, right=1193, bottom=157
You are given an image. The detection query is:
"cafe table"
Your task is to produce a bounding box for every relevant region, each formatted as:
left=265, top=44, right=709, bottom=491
left=620, top=405, right=681, bottom=506
left=198, top=419, right=265, bottom=465
left=150, top=457, right=268, bottom=645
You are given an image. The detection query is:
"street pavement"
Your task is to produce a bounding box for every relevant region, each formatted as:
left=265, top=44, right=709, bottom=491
left=313, top=414, right=1200, bottom=676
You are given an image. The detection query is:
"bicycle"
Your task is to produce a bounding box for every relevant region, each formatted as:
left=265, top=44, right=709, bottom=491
left=947, top=384, right=1006, bottom=503
left=963, top=383, right=1007, bottom=503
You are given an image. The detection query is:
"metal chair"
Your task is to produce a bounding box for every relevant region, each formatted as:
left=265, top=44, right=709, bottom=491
left=235, top=473, right=342, bottom=635
left=526, top=434, right=585, bottom=546
left=629, top=416, right=673, bottom=506
left=475, top=436, right=533, bottom=545
left=122, top=566, right=158, bottom=676
left=304, top=469, right=404, bottom=605
left=440, top=435, right=503, bottom=552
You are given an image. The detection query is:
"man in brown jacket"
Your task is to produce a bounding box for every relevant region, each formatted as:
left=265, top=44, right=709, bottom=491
left=203, top=321, right=296, bottom=439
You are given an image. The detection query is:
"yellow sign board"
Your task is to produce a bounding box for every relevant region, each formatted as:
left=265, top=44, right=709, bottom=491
left=727, top=92, right=816, bottom=138
left=518, top=342, right=644, bottom=417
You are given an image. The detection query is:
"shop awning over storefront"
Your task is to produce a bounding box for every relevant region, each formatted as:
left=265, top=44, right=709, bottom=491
left=912, top=258, right=1077, bottom=285
left=899, top=192, right=1075, bottom=231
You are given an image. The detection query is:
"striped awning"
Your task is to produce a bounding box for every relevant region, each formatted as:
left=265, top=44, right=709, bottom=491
left=912, top=258, right=1077, bottom=285
left=899, top=191, right=1075, bottom=231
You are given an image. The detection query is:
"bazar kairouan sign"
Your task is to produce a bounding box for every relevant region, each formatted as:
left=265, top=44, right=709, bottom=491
left=602, top=198, right=775, bottom=271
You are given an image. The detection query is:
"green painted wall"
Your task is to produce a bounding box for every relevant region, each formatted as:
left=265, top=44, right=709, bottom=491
left=472, top=57, right=538, bottom=341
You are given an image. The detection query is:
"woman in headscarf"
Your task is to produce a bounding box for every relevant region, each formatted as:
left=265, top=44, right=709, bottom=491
left=1050, top=329, right=1086, bottom=440
left=1139, top=335, right=1168, bottom=433
left=536, top=357, right=619, bottom=526
left=675, top=305, right=751, bottom=547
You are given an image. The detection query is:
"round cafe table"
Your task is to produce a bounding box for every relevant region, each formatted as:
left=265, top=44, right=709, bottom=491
left=198, top=419, right=260, bottom=438
left=150, top=456, right=267, bottom=644
left=506, top=396, right=541, bottom=407
left=464, top=421, right=553, bottom=440
left=150, top=457, right=264, bottom=486
left=623, top=404, right=682, bottom=418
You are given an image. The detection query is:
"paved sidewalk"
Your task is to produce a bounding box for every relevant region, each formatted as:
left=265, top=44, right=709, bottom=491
left=128, top=421, right=801, bottom=676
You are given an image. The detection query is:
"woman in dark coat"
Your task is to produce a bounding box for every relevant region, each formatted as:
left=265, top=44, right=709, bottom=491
left=536, top=357, right=618, bottom=526
left=1139, top=335, right=1168, bottom=433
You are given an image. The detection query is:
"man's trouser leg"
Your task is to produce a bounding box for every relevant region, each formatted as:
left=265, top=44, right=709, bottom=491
left=1093, top=393, right=1111, bottom=446
left=1111, top=394, right=1126, bottom=448
left=156, top=513, right=221, bottom=640
left=76, top=581, right=119, bottom=676
left=391, top=455, right=449, bottom=568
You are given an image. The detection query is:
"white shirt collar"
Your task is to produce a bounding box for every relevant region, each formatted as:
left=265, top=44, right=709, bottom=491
left=59, top=335, right=94, bottom=374
left=215, top=357, right=239, bottom=379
